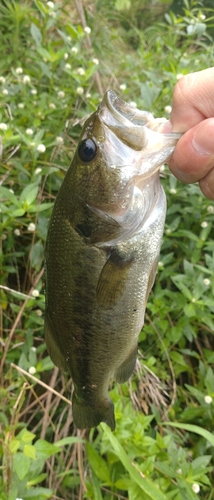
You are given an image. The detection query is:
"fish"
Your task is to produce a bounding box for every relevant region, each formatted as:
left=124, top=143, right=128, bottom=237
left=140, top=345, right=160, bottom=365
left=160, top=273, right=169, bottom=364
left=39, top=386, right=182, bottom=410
left=44, top=90, right=181, bottom=431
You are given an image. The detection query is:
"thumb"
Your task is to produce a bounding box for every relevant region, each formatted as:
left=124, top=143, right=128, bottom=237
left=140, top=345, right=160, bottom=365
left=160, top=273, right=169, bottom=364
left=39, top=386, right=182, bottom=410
left=168, top=118, right=214, bottom=200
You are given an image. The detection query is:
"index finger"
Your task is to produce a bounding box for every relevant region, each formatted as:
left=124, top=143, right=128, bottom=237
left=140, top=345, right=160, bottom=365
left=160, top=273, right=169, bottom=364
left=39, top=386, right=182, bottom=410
left=170, top=68, right=214, bottom=132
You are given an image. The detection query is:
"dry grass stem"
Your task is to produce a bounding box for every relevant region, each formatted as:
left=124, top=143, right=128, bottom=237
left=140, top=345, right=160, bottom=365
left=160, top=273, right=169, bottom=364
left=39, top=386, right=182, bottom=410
left=145, top=312, right=177, bottom=417
left=10, top=363, right=72, bottom=405
left=0, top=268, right=44, bottom=374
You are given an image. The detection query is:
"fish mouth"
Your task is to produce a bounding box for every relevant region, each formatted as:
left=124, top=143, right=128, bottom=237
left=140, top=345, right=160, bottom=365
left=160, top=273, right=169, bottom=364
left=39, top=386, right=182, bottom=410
left=98, top=90, right=182, bottom=178
left=101, top=90, right=155, bottom=128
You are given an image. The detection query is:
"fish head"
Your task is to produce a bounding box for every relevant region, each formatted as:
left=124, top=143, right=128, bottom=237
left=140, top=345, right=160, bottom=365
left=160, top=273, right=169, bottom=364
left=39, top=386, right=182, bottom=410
left=72, top=91, right=181, bottom=214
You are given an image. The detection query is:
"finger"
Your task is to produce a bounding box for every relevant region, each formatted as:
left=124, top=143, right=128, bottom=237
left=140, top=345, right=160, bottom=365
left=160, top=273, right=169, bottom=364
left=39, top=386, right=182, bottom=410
left=199, top=168, right=214, bottom=200
left=168, top=118, right=214, bottom=183
left=170, top=68, right=214, bottom=132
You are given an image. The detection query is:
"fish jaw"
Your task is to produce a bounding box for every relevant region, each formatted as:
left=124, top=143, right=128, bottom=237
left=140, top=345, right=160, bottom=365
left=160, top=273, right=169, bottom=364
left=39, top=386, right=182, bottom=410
left=72, top=90, right=181, bottom=217
left=99, top=90, right=182, bottom=179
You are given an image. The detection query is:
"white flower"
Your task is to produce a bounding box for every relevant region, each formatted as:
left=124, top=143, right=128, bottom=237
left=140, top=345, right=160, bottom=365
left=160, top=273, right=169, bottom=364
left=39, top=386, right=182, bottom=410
left=14, top=229, right=21, bottom=236
left=49, top=11, right=56, bottom=18
left=207, top=205, right=214, bottom=213
left=29, top=366, right=36, bottom=375
left=37, top=144, right=46, bottom=153
left=92, top=58, right=99, bottom=65
left=204, top=395, right=212, bottom=404
left=31, top=89, right=37, bottom=95
left=67, top=36, right=71, bottom=42
left=192, top=297, right=196, bottom=303
left=176, top=468, right=182, bottom=475
left=31, top=289, right=39, bottom=297
left=57, top=90, right=65, bottom=98
left=84, top=26, right=91, bottom=34
left=64, top=53, right=68, bottom=60
left=119, top=84, right=126, bottom=91
left=49, top=102, right=56, bottom=109
left=28, top=222, right=36, bottom=232
left=18, top=103, right=25, bottom=109
left=86, top=92, right=91, bottom=98
left=166, top=228, right=171, bottom=234
left=16, top=497, right=24, bottom=500
left=23, top=75, right=31, bottom=84
left=176, top=73, right=183, bottom=80
left=65, top=63, right=71, bottom=70
left=129, top=101, right=137, bottom=108
left=35, top=309, right=43, bottom=316
left=47, top=1, right=54, bottom=7
left=0, top=123, right=8, bottom=130
left=169, top=188, right=177, bottom=194
left=164, top=105, right=172, bottom=113
left=56, top=136, right=63, bottom=144
left=71, top=47, right=78, bottom=54
left=31, top=346, right=37, bottom=351
left=158, top=261, right=164, bottom=267
left=201, top=221, right=208, bottom=228
left=26, top=128, right=33, bottom=136
left=203, top=278, right=210, bottom=286
left=9, top=189, right=14, bottom=194
left=77, top=86, right=84, bottom=95
left=0, top=76, right=5, bottom=83
left=192, top=483, right=200, bottom=494
left=34, top=167, right=42, bottom=175
left=30, top=142, right=35, bottom=147
left=2, top=89, right=8, bottom=95
left=199, top=13, right=206, bottom=21
left=77, top=67, right=85, bottom=75
left=16, top=67, right=23, bottom=74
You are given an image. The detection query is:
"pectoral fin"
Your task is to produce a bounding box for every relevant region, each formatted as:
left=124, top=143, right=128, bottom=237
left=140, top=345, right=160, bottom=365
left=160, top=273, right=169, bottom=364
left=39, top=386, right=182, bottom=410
left=96, top=249, right=134, bottom=310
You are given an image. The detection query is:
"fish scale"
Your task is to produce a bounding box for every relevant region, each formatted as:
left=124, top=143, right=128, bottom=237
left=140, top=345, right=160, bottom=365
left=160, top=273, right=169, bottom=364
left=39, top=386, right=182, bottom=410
left=44, top=91, right=181, bottom=430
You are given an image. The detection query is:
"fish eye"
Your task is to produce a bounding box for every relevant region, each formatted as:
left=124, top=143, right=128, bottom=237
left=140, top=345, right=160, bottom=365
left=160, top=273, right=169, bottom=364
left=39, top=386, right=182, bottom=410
left=78, top=138, right=97, bottom=162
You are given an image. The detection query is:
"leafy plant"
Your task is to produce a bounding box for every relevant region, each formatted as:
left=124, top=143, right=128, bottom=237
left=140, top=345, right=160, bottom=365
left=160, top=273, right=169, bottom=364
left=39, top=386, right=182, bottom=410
left=1, top=0, right=214, bottom=499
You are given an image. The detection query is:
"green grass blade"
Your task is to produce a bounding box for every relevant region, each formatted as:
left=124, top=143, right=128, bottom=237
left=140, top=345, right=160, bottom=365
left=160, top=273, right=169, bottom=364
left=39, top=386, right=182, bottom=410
left=162, top=422, right=214, bottom=447
left=101, top=424, right=167, bottom=500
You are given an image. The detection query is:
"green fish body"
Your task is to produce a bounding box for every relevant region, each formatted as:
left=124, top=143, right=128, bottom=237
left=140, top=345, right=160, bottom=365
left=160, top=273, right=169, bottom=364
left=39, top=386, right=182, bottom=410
left=45, top=91, right=181, bottom=430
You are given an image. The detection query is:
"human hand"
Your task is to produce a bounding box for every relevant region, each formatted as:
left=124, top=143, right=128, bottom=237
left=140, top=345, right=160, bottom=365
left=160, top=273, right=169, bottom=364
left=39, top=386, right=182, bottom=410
left=164, top=68, right=214, bottom=200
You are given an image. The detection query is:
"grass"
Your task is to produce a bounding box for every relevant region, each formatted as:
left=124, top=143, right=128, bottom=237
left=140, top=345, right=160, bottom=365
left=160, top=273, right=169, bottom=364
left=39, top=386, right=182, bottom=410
left=0, top=0, right=214, bottom=499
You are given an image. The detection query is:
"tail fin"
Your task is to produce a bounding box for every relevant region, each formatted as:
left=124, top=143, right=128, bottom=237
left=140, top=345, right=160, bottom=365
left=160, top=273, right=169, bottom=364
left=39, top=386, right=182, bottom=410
left=72, top=393, right=115, bottom=431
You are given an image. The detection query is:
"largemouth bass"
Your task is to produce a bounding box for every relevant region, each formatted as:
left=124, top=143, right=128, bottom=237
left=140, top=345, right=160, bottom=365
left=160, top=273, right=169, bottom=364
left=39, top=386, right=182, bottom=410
left=45, top=91, right=181, bottom=431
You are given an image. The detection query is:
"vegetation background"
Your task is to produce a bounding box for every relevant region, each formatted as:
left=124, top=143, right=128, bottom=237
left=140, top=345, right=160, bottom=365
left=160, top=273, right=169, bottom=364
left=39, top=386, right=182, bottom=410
left=0, top=0, right=214, bottom=499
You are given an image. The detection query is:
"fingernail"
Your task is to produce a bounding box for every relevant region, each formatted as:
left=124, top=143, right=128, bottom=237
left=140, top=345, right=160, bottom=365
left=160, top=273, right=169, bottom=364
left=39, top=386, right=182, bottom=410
left=162, top=120, right=172, bottom=133
left=192, top=123, right=214, bottom=156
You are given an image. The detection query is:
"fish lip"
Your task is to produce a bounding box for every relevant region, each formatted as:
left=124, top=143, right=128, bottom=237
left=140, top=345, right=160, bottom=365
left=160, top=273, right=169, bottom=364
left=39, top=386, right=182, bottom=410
left=101, top=90, right=154, bottom=127
left=96, top=90, right=182, bottom=182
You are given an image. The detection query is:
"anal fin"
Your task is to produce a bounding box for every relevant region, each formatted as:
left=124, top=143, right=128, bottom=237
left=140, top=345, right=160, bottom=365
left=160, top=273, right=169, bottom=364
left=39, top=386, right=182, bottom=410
left=44, top=314, right=67, bottom=372
left=115, top=345, right=138, bottom=383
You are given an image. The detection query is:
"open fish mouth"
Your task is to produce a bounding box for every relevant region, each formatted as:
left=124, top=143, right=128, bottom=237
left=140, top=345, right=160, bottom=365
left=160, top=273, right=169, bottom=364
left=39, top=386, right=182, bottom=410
left=101, top=90, right=155, bottom=128
left=98, top=90, right=182, bottom=177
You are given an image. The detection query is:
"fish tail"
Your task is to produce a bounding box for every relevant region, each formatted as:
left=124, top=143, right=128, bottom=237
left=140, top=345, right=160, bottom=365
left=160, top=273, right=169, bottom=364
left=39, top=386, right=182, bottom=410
left=72, top=392, right=115, bottom=431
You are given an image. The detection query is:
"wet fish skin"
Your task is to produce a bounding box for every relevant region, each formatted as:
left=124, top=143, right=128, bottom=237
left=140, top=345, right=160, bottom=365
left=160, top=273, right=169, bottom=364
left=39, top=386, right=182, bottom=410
left=44, top=91, right=181, bottom=431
